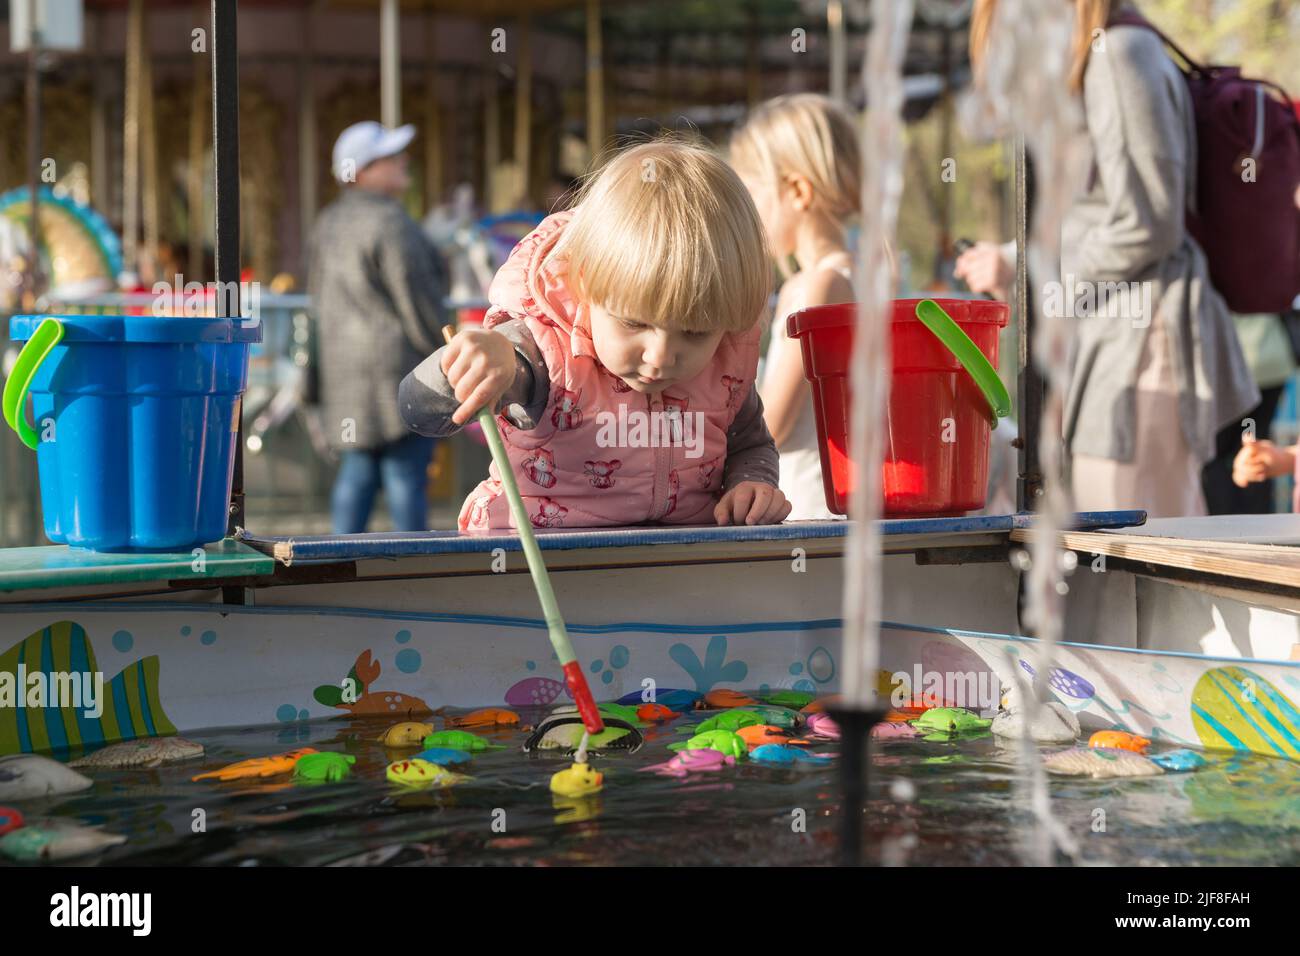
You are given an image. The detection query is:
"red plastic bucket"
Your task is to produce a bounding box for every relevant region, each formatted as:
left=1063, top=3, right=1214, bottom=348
left=786, top=298, right=1009, bottom=517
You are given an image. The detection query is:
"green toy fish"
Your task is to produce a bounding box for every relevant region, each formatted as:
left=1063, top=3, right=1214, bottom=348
left=911, top=707, right=993, bottom=741
left=421, top=730, right=505, bottom=752
left=666, top=729, right=747, bottom=759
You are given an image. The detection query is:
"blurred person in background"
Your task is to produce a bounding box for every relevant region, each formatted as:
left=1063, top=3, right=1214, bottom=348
left=309, top=121, right=447, bottom=533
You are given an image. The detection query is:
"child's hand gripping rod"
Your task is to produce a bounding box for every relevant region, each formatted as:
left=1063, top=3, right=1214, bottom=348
left=441, top=326, right=605, bottom=736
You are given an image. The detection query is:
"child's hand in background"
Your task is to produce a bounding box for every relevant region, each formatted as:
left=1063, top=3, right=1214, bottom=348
left=440, top=327, right=518, bottom=426
left=1232, top=439, right=1295, bottom=488
left=714, top=481, right=792, bottom=526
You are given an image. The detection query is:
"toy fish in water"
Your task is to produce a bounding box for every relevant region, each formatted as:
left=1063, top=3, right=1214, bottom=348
left=192, top=748, right=318, bottom=782
left=667, top=729, right=747, bottom=759
left=749, top=744, right=833, bottom=767
left=616, top=689, right=701, bottom=711
left=0, top=620, right=180, bottom=755
left=736, top=724, right=794, bottom=749
left=71, top=736, right=204, bottom=770
left=0, top=818, right=126, bottom=862
left=1088, top=730, right=1150, bottom=754
left=313, top=650, right=432, bottom=718
left=0, top=754, right=93, bottom=800
left=636, top=703, right=681, bottom=722
left=422, top=730, right=505, bottom=752
left=805, top=713, right=840, bottom=740
left=1043, top=747, right=1162, bottom=778
left=1149, top=749, right=1208, bottom=773
left=411, top=747, right=472, bottom=767
left=440, top=708, right=520, bottom=729
left=523, top=716, right=643, bottom=754
left=698, top=689, right=757, bottom=710
left=680, top=710, right=763, bottom=735
left=758, top=689, right=815, bottom=709
left=386, top=758, right=468, bottom=789
left=911, top=707, right=992, bottom=740
left=740, top=705, right=803, bottom=729
left=640, top=749, right=736, bottom=778
left=871, top=721, right=920, bottom=740
left=292, top=752, right=356, bottom=783
left=376, top=721, right=436, bottom=747
left=800, top=694, right=842, bottom=715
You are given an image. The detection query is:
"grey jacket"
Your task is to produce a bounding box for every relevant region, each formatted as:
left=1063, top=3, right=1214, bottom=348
left=398, top=319, right=780, bottom=492
left=308, top=189, right=447, bottom=450
left=1061, top=23, right=1259, bottom=464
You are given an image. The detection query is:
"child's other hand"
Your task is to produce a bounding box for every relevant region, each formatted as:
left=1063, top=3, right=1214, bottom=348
left=440, top=328, right=517, bottom=426
left=714, top=482, right=793, bottom=526
left=1232, top=439, right=1294, bottom=488
left=954, top=241, right=1013, bottom=300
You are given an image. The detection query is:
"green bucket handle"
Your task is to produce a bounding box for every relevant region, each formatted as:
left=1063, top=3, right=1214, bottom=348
left=3, top=317, right=64, bottom=450
left=914, top=299, right=1011, bottom=421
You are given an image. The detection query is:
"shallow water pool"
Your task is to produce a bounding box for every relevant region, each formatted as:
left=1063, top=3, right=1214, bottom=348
left=6, top=704, right=1300, bottom=866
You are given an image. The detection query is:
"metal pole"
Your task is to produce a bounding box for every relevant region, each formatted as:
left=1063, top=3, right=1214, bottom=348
left=1014, top=134, right=1042, bottom=512
left=24, top=0, right=43, bottom=310
left=213, top=0, right=244, bottom=538
left=381, top=0, right=400, bottom=129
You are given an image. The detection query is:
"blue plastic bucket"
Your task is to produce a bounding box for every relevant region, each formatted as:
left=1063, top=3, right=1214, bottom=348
left=5, top=314, right=261, bottom=552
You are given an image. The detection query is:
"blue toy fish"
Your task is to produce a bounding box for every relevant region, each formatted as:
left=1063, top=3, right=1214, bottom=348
left=1149, top=749, right=1208, bottom=773
left=411, top=747, right=472, bottom=767
left=615, top=689, right=701, bottom=711
left=749, top=744, right=833, bottom=767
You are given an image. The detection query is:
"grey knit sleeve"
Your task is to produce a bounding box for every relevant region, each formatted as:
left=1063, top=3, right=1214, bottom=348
left=398, top=318, right=551, bottom=438
left=722, top=384, right=781, bottom=491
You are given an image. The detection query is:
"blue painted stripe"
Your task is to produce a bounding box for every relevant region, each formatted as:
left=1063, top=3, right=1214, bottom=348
left=39, top=628, right=69, bottom=751
left=1191, top=701, right=1247, bottom=751
left=134, top=661, right=157, bottom=737
left=1232, top=671, right=1300, bottom=755
left=14, top=636, right=31, bottom=753
left=67, top=627, right=104, bottom=747
left=110, top=672, right=134, bottom=739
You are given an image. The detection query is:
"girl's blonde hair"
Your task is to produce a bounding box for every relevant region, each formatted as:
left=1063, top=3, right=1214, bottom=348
left=729, top=93, right=863, bottom=222
left=970, top=0, right=1114, bottom=94
left=555, top=140, right=771, bottom=334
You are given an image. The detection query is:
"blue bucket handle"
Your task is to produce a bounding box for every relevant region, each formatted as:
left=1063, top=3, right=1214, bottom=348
left=3, top=317, right=64, bottom=450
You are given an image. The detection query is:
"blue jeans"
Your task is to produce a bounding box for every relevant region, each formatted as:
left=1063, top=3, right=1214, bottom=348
left=331, top=434, right=436, bottom=533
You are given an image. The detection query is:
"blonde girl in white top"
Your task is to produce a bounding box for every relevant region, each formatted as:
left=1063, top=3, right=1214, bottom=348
left=731, top=94, right=862, bottom=519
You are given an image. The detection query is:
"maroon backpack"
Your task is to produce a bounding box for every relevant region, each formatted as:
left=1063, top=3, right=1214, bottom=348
left=1109, top=11, right=1300, bottom=314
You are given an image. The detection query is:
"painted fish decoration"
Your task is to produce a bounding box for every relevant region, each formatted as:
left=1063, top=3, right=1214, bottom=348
left=0, top=818, right=126, bottom=861
left=0, top=620, right=179, bottom=755
left=0, top=754, right=93, bottom=800
left=192, top=748, right=318, bottom=782
left=313, top=649, right=432, bottom=717
left=640, top=749, right=736, bottom=778
left=1043, top=747, right=1162, bottom=778
left=70, top=736, right=204, bottom=770
left=504, top=676, right=571, bottom=708
left=376, top=722, right=436, bottom=747
left=1019, top=660, right=1096, bottom=701
left=750, top=744, right=833, bottom=767
left=1191, top=666, right=1300, bottom=759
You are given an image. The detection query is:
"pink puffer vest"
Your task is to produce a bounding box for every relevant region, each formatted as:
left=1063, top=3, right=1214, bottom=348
left=458, top=211, right=762, bottom=531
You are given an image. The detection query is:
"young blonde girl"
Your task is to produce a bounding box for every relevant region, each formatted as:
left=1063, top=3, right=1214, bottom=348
left=730, top=94, right=862, bottom=520
left=399, top=141, right=792, bottom=530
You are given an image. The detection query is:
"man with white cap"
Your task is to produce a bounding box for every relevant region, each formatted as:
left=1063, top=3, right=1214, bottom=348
left=308, top=121, right=447, bottom=533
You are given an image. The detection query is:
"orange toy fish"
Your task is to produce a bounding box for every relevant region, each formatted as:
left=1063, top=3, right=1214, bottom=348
left=192, top=748, right=318, bottom=782
left=441, top=707, right=520, bottom=729
left=697, top=689, right=757, bottom=710
left=736, top=724, right=793, bottom=749
left=1088, top=730, right=1150, bottom=754
left=636, top=703, right=681, bottom=722
left=800, top=695, right=842, bottom=715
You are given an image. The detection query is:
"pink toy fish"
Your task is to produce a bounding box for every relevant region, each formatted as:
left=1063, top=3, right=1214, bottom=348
left=871, top=721, right=920, bottom=740
left=640, top=749, right=736, bottom=778
left=806, top=713, right=841, bottom=740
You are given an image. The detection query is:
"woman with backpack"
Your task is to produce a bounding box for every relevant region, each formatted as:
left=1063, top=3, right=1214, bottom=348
left=971, top=0, right=1260, bottom=517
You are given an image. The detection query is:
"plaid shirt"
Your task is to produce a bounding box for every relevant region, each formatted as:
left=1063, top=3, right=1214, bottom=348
left=308, top=188, right=447, bottom=450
